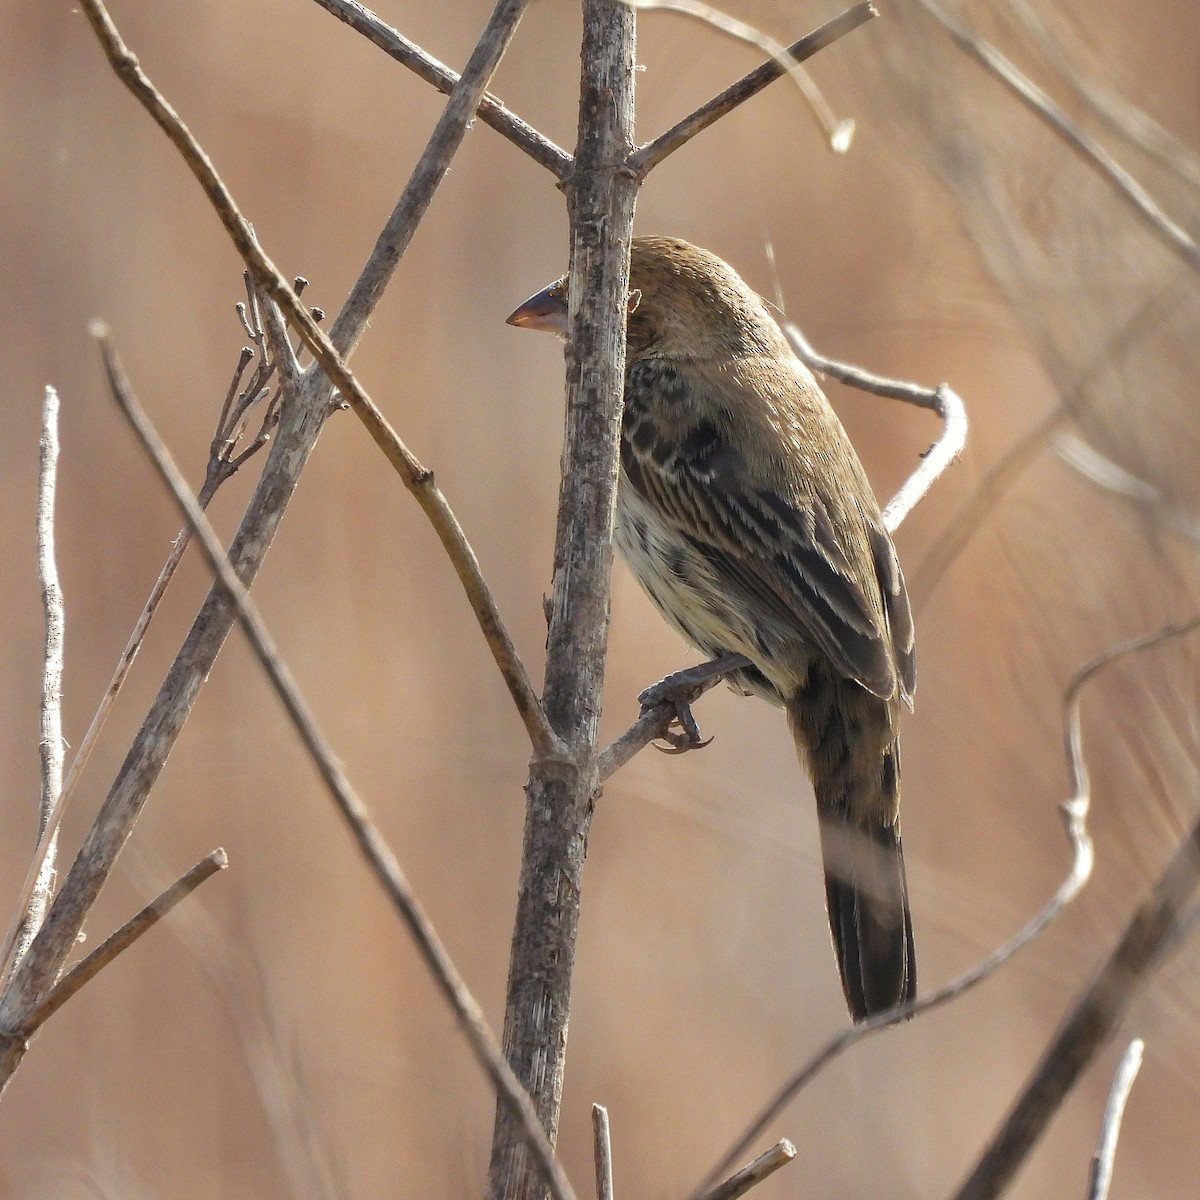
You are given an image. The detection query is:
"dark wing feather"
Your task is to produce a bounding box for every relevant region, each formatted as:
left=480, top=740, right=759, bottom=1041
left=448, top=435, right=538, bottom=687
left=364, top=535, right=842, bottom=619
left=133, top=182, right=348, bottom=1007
left=622, top=365, right=900, bottom=697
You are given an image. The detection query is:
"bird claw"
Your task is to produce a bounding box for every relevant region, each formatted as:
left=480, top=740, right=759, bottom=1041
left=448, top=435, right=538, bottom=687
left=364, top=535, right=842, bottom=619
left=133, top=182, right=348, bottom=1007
left=639, top=672, right=713, bottom=753
left=652, top=724, right=714, bottom=754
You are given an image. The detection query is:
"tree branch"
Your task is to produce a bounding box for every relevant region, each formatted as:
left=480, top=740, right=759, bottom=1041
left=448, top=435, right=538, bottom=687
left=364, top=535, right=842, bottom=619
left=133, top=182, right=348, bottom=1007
left=73, top=0, right=556, bottom=759
left=695, top=1140, right=796, bottom=1200
left=1085, top=1038, right=1144, bottom=1200
left=24, top=849, right=228, bottom=1032
left=310, top=0, right=572, bottom=178
left=7, top=387, right=66, bottom=979
left=591, top=1105, right=614, bottom=1200
left=488, top=2, right=639, bottom=1197
left=631, top=2, right=876, bottom=174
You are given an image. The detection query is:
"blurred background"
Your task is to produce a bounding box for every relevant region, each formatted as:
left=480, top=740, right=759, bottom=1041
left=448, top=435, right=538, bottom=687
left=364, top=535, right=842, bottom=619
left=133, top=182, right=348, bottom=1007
left=4, top=0, right=1200, bottom=1196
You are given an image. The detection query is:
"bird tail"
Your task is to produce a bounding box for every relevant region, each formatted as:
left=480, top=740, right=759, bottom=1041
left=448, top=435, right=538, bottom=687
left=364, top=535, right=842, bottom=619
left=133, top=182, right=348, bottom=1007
left=787, top=677, right=916, bottom=1023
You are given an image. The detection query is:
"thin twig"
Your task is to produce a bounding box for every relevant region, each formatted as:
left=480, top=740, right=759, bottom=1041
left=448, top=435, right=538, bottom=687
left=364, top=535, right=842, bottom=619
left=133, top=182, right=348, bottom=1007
left=24, top=850, right=228, bottom=1032
left=917, top=0, right=1200, bottom=273
left=36, top=385, right=64, bottom=840
left=1085, top=1038, right=1144, bottom=1200
left=627, top=0, right=854, bottom=151
left=100, top=338, right=577, bottom=1200
left=591, top=1105, right=614, bottom=1200
left=310, top=0, right=572, bottom=178
left=77, top=0, right=560, bottom=761
left=784, top=323, right=968, bottom=533
left=631, top=2, right=876, bottom=174
left=9, top=387, right=66, bottom=977
left=695, top=1140, right=795, bottom=1200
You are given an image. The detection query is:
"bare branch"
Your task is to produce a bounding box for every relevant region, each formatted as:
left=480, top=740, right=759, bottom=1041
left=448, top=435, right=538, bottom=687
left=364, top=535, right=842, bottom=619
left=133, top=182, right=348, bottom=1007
left=8, top=387, right=66, bottom=978
left=917, top=0, right=1200, bottom=273
left=1086, top=1038, right=1144, bottom=1200
left=24, top=850, right=228, bottom=1032
left=311, top=0, right=572, bottom=178
left=631, top=2, right=876, bottom=174
left=627, top=0, right=855, bottom=152
left=695, top=1140, right=795, bottom=1200
left=35, top=386, right=64, bottom=838
left=488, top=3, right=640, bottom=1196
left=783, top=323, right=968, bottom=532
left=76, top=0, right=560, bottom=760
left=591, top=1105, right=614, bottom=1200
left=100, top=338, right=577, bottom=1200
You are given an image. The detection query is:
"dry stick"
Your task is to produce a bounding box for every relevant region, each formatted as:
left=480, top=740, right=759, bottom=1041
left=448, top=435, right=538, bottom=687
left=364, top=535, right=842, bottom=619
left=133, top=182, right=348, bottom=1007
left=76, top=0, right=556, bottom=761
left=627, top=0, right=855, bottom=151
left=310, top=0, right=572, bottom=178
left=693, top=615, right=1200, bottom=1194
left=24, top=849, right=228, bottom=1032
left=783, top=323, right=968, bottom=533
left=100, top=340, right=578, bottom=1200
left=8, top=387, right=66, bottom=977
left=696, top=1140, right=796, bottom=1200
left=1085, top=1038, right=1144, bottom=1200
left=591, top=1105, right=614, bottom=1200
left=631, top=1, right=876, bottom=174
left=487, top=4, right=638, bottom=1195
left=916, top=0, right=1200, bottom=274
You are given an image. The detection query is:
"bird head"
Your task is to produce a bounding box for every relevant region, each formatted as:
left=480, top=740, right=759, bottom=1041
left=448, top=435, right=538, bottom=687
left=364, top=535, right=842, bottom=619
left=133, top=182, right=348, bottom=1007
left=507, top=236, right=787, bottom=362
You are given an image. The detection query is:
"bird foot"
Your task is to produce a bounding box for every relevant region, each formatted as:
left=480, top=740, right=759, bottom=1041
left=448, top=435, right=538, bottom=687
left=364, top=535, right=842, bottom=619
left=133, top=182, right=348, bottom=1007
left=637, top=654, right=752, bottom=754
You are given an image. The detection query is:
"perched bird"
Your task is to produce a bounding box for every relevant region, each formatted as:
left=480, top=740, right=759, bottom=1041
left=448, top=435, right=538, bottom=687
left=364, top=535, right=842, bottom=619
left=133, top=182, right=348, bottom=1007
left=508, top=236, right=916, bottom=1022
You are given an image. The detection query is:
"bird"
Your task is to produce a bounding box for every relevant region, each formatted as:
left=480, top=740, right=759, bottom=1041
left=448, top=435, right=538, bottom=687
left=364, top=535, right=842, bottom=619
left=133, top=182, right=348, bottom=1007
left=507, top=235, right=916, bottom=1022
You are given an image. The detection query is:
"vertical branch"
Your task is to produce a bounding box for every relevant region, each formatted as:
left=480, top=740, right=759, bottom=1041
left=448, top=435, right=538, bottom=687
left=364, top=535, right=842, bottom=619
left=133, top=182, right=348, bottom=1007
left=488, top=3, right=638, bottom=1198
left=12, top=387, right=66, bottom=971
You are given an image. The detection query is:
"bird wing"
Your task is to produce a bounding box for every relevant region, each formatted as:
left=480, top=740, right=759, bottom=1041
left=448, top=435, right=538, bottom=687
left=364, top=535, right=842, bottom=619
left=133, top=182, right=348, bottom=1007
left=622, top=359, right=911, bottom=701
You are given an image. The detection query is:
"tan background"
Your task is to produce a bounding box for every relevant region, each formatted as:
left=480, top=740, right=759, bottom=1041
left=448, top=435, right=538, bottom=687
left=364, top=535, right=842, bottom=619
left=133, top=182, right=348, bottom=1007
left=4, top=0, right=1200, bottom=1196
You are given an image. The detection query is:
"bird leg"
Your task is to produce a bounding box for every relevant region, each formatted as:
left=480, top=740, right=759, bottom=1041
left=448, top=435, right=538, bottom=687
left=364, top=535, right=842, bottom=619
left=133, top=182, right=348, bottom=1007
left=637, top=653, right=752, bottom=753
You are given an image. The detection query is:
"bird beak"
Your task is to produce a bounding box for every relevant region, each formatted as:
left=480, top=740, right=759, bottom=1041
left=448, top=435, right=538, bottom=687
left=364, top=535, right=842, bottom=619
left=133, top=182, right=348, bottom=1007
left=506, top=280, right=568, bottom=335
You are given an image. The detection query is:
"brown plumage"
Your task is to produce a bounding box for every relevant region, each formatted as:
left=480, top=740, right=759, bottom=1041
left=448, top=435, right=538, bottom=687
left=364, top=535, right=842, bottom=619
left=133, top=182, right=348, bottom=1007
left=509, top=236, right=916, bottom=1022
